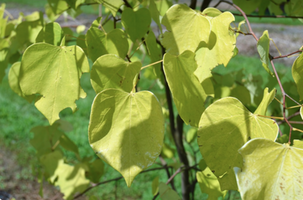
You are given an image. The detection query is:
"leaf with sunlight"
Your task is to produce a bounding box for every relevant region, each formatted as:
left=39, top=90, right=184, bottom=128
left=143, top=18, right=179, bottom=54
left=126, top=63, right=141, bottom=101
left=19, top=43, right=89, bottom=125
left=88, top=89, right=164, bottom=187
left=197, top=97, right=278, bottom=190
left=235, top=138, right=303, bottom=200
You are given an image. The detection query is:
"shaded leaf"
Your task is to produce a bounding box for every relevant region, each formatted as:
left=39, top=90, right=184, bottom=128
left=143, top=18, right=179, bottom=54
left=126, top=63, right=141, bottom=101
left=292, top=53, right=303, bottom=100
left=198, top=97, right=278, bottom=190
left=163, top=51, right=207, bottom=127
left=152, top=176, right=159, bottom=196
left=257, top=30, right=273, bottom=75
left=159, top=183, right=181, bottom=200
left=254, top=87, right=276, bottom=115
left=36, top=22, right=64, bottom=46
left=88, top=89, right=164, bottom=187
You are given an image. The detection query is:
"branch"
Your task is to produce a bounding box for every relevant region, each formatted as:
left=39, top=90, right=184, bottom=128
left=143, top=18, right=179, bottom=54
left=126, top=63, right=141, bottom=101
left=272, top=50, right=302, bottom=60
left=200, top=0, right=212, bottom=11
left=231, top=12, right=303, bottom=19
left=159, top=156, right=176, bottom=190
left=73, top=166, right=173, bottom=199
left=189, top=0, right=197, bottom=9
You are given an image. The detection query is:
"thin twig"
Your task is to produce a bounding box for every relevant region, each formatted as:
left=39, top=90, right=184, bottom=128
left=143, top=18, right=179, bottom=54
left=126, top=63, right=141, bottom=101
left=272, top=50, right=302, bottom=60
left=141, top=60, right=163, bottom=70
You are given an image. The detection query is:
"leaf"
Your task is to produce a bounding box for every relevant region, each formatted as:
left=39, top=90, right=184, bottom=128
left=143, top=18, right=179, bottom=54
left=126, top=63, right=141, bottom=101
left=292, top=53, right=303, bottom=100
left=197, top=97, right=278, bottom=190
left=60, top=133, right=79, bottom=156
left=97, top=0, right=124, bottom=17
left=161, top=4, right=211, bottom=55
left=202, top=7, right=222, bottom=17
left=195, top=12, right=236, bottom=83
left=293, top=139, right=303, bottom=148
left=121, top=7, right=151, bottom=42
left=86, top=26, right=129, bottom=62
left=86, top=159, right=104, bottom=183
left=163, top=51, right=207, bottom=127
left=19, top=43, right=90, bottom=125
left=186, top=128, right=197, bottom=144
left=47, top=0, right=70, bottom=14
left=197, top=167, right=227, bottom=200
left=30, top=124, right=63, bottom=157
left=257, top=30, right=273, bottom=75
left=8, top=62, right=35, bottom=102
left=159, top=183, right=181, bottom=200
left=254, top=87, right=276, bottom=115
left=88, top=89, right=164, bottom=187
left=232, top=0, right=266, bottom=14
left=90, top=54, right=141, bottom=93
left=152, top=176, right=159, bottom=196
left=36, top=22, right=64, bottom=46
left=235, top=138, right=303, bottom=200
left=149, top=0, right=162, bottom=33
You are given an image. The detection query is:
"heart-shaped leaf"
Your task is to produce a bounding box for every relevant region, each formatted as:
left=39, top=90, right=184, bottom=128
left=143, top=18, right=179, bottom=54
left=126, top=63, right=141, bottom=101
left=121, top=7, right=151, bottom=42
left=292, top=53, right=303, bottom=100
left=88, top=89, right=164, bottom=187
left=90, top=54, right=141, bottom=93
left=19, top=43, right=89, bottom=125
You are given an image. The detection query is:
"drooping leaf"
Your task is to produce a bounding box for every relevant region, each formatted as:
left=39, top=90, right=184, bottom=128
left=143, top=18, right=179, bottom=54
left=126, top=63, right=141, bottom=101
left=197, top=97, right=278, bottom=190
left=90, top=54, right=141, bottom=93
left=292, top=53, right=303, bottom=100
left=197, top=167, right=227, bottom=200
left=88, top=89, right=164, bottom=187
left=257, top=30, right=273, bottom=75
left=30, top=124, right=63, bottom=157
left=121, top=7, right=151, bottom=42
left=254, top=87, right=276, bottom=115
left=235, top=138, right=303, bottom=199
left=163, top=51, right=207, bottom=127
left=36, top=22, right=64, bottom=45
left=86, top=26, right=129, bottom=62
left=195, top=12, right=236, bottom=83
left=159, top=183, right=181, bottom=200
left=152, top=176, right=159, bottom=196
left=19, top=43, right=89, bottom=125
left=161, top=4, right=211, bottom=55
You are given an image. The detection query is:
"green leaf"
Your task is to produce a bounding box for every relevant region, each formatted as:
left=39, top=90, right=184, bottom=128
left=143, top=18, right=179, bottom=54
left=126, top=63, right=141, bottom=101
left=161, top=142, right=175, bottom=158
left=161, top=4, right=211, bottom=55
left=0, top=4, right=7, bottom=38
left=97, top=0, right=124, bottom=17
left=30, top=124, right=63, bottom=157
left=163, top=51, right=207, bottom=127
left=292, top=53, right=303, bottom=100
left=257, top=30, right=273, bottom=75
left=294, top=139, right=303, bottom=148
left=90, top=54, right=141, bottom=93
left=232, top=0, right=265, bottom=14
left=86, top=26, right=129, bottom=62
left=197, top=97, right=278, bottom=190
left=36, top=22, right=64, bottom=46
left=235, top=138, right=303, bottom=199
left=0, top=48, right=8, bottom=82
left=186, top=128, right=197, bottom=144
left=195, top=12, right=236, bottom=83
left=149, top=0, right=162, bottom=33
left=47, top=0, right=69, bottom=14
left=121, top=7, right=151, bottom=42
left=86, top=159, right=104, bottom=183
left=254, top=87, right=276, bottom=115
left=88, top=89, right=164, bottom=187
left=152, top=176, right=159, bottom=196
left=197, top=167, right=227, bottom=200
left=159, top=183, right=181, bottom=200
left=60, top=133, right=79, bottom=156
left=19, top=43, right=89, bottom=125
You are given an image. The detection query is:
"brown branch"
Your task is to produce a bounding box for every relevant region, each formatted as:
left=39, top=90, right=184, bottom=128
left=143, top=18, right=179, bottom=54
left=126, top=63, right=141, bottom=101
left=272, top=50, right=302, bottom=60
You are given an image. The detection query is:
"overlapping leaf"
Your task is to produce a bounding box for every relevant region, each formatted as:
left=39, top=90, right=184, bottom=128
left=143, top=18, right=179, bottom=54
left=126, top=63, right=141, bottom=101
left=197, top=97, right=278, bottom=190
left=121, top=7, right=151, bottom=42
left=254, top=87, right=276, bottom=115
left=88, top=89, right=164, bottom=187
left=197, top=167, right=227, bottom=200
left=195, top=11, right=236, bottom=83
left=86, top=24, right=129, bottom=62
left=161, top=4, right=211, bottom=55
left=19, top=43, right=89, bottom=125
left=96, top=0, right=124, bottom=16
left=90, top=54, right=141, bottom=93
left=36, top=22, right=64, bottom=46
left=159, top=183, right=181, bottom=200
left=292, top=53, right=303, bottom=100
left=235, top=138, right=303, bottom=199
left=163, top=51, right=207, bottom=127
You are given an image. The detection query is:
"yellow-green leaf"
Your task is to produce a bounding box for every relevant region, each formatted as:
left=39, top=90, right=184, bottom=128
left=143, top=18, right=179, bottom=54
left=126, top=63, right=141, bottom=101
left=152, top=176, right=159, bottom=196
left=90, top=54, right=141, bottom=93
left=19, top=43, right=89, bottom=125
left=198, top=97, right=278, bottom=190
left=161, top=4, right=211, bottom=55
left=235, top=138, right=303, bottom=200
left=163, top=51, right=207, bottom=127
left=88, top=89, right=164, bottom=187
left=292, top=53, right=303, bottom=100
left=257, top=30, right=273, bottom=75
left=254, top=87, right=276, bottom=115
